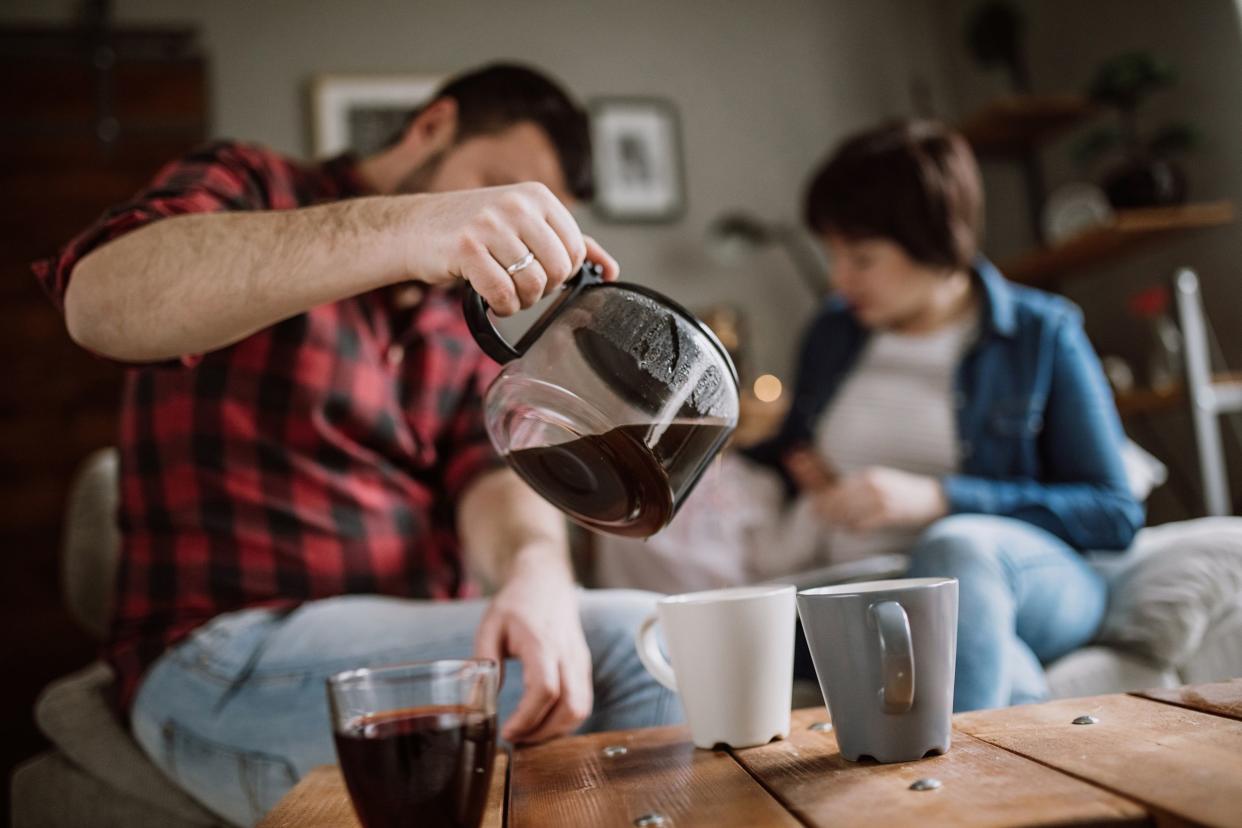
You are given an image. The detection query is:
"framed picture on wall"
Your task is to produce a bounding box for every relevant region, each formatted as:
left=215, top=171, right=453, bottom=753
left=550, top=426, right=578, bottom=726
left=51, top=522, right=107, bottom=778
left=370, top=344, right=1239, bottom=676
left=590, top=97, right=685, bottom=222
left=310, top=74, right=442, bottom=157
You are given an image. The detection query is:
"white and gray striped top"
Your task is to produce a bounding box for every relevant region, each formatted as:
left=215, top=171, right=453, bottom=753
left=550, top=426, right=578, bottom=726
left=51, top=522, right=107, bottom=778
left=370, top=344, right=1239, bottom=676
left=815, top=314, right=979, bottom=563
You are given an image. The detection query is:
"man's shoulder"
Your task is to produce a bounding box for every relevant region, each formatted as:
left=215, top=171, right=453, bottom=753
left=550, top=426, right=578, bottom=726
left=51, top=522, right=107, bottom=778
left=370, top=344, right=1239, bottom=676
left=168, top=140, right=309, bottom=186
left=162, top=140, right=330, bottom=209
left=177, top=139, right=298, bottom=172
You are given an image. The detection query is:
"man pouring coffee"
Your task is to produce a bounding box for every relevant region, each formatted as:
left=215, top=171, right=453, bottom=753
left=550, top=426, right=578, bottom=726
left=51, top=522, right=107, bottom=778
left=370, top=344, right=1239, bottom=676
left=34, top=63, right=680, bottom=826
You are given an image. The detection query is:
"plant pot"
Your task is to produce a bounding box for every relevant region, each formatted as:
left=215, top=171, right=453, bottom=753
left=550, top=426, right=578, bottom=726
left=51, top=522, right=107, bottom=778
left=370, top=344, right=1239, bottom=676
left=1102, top=157, right=1187, bottom=209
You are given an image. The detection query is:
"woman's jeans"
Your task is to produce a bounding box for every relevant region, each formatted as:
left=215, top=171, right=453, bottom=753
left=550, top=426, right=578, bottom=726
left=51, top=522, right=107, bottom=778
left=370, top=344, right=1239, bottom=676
left=131, top=590, right=681, bottom=827
left=905, top=515, right=1108, bottom=712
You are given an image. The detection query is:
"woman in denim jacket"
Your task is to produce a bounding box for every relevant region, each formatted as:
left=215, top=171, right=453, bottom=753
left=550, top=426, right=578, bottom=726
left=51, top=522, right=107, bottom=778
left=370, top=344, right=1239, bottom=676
left=746, top=121, right=1143, bottom=711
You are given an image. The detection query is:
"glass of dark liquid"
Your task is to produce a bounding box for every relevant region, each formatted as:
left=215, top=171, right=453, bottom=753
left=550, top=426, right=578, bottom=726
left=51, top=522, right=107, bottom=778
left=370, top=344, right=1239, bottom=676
left=326, top=659, right=499, bottom=828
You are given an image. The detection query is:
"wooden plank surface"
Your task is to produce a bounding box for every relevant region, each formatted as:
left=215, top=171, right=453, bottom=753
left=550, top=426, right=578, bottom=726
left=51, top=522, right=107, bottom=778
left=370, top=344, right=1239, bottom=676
left=1136, top=678, right=1242, bottom=722
left=729, top=707, right=1146, bottom=827
left=482, top=751, right=508, bottom=828
left=508, top=724, right=800, bottom=828
left=956, top=694, right=1242, bottom=828
left=257, top=766, right=358, bottom=828
left=257, top=752, right=509, bottom=828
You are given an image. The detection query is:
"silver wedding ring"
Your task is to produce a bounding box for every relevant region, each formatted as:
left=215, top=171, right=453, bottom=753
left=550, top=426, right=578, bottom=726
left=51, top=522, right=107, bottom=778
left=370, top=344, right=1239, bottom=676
left=505, top=250, right=535, bottom=275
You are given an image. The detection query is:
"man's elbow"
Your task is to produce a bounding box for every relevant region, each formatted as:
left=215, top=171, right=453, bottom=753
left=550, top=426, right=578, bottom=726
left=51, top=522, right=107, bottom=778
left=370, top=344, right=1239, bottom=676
left=64, top=262, right=111, bottom=352
left=63, top=258, right=151, bottom=361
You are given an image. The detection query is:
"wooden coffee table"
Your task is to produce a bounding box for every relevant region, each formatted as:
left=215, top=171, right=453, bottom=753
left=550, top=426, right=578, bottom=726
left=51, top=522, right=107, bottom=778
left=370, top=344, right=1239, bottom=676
left=260, top=679, right=1242, bottom=827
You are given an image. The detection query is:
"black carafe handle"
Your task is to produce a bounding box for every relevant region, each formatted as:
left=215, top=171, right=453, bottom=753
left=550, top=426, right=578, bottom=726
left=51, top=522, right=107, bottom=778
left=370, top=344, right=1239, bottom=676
left=463, top=262, right=604, bottom=364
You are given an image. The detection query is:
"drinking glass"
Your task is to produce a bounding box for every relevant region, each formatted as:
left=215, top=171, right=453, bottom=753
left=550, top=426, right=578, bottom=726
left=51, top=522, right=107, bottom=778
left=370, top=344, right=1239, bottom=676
left=326, top=659, right=499, bottom=828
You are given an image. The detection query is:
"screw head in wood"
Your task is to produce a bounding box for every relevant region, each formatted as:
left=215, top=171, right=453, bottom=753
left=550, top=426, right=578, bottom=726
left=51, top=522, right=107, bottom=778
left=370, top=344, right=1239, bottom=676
left=1072, top=715, right=1100, bottom=725
left=634, top=813, right=667, bottom=826
left=909, top=778, right=942, bottom=791
left=602, top=745, right=628, bottom=757
left=808, top=721, right=833, bottom=732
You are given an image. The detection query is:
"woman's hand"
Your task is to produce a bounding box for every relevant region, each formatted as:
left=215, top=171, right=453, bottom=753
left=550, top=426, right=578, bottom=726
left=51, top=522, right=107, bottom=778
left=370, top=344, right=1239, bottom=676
left=811, top=466, right=948, bottom=532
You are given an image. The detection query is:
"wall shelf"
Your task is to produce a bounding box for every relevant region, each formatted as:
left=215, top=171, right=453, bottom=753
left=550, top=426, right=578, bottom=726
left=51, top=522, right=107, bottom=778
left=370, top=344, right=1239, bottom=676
left=999, top=201, right=1236, bottom=288
left=1115, top=371, right=1242, bottom=419
left=958, top=94, right=1096, bottom=158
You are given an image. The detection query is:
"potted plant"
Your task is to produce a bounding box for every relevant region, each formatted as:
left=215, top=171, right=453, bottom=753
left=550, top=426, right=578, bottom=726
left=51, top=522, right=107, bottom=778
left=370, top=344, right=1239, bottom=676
left=1075, top=52, right=1199, bottom=208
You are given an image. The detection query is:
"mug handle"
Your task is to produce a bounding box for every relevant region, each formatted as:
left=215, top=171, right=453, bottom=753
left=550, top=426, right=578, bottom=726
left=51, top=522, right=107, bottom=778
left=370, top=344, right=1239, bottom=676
left=635, top=614, right=678, bottom=691
left=869, top=600, right=915, bottom=714
left=462, top=262, right=604, bottom=364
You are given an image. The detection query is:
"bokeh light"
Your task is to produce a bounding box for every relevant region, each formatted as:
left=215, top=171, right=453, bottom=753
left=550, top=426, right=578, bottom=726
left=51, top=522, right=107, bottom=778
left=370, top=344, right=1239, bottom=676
left=753, top=374, right=782, bottom=403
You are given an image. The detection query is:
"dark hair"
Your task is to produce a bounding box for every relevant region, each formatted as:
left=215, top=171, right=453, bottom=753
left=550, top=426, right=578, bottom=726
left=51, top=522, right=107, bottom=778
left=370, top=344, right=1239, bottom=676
left=803, top=120, right=983, bottom=271
left=393, top=63, right=593, bottom=200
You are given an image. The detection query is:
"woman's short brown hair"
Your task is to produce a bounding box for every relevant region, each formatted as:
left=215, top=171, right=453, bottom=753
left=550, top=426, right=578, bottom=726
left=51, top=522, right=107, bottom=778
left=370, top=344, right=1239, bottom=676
left=803, top=120, right=983, bottom=271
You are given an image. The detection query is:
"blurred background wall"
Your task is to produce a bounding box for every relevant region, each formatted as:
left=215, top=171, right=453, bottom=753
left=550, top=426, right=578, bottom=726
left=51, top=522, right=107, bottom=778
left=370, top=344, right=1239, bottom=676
left=1, top=0, right=958, bottom=378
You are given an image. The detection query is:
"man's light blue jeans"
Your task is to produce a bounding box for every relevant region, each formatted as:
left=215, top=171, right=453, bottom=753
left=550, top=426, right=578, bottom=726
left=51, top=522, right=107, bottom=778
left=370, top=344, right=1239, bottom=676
left=905, top=515, right=1109, bottom=711
left=131, top=590, right=681, bottom=826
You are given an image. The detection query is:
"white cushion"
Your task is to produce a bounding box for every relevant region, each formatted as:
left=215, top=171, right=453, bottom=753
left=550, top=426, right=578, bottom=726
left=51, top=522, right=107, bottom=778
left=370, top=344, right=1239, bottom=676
left=1090, top=518, right=1242, bottom=669
left=1180, top=598, right=1242, bottom=684
left=1121, top=438, right=1168, bottom=501
left=1045, top=645, right=1179, bottom=700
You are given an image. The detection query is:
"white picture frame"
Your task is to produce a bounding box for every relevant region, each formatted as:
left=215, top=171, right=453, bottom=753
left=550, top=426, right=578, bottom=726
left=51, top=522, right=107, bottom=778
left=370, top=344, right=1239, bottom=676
left=590, top=97, right=685, bottom=222
left=310, top=74, right=442, bottom=158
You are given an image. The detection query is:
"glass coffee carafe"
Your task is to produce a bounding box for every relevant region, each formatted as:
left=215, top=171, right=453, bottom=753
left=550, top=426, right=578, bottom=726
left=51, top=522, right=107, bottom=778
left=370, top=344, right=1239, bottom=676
left=464, top=264, right=739, bottom=538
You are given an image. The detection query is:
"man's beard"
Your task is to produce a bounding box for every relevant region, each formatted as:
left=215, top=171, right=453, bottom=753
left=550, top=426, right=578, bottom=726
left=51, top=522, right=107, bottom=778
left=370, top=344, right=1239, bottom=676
left=395, top=149, right=447, bottom=194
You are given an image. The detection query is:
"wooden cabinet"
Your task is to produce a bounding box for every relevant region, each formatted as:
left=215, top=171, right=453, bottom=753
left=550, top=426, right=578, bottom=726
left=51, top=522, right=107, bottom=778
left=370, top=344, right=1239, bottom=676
left=0, top=22, right=208, bottom=808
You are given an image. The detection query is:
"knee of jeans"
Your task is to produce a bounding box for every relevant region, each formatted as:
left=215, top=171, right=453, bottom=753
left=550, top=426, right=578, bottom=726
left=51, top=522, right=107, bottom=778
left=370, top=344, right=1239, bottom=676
left=579, top=590, right=661, bottom=639
left=578, top=590, right=662, bottom=673
left=908, top=515, right=1007, bottom=579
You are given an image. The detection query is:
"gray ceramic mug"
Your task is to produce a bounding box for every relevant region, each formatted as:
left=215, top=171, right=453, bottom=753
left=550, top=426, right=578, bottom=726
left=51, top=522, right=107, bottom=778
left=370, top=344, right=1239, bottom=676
left=797, top=577, right=958, bottom=763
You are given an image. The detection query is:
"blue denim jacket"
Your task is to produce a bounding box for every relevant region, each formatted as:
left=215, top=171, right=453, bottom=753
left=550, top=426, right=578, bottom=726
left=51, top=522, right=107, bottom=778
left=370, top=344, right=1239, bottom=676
left=745, top=257, right=1143, bottom=550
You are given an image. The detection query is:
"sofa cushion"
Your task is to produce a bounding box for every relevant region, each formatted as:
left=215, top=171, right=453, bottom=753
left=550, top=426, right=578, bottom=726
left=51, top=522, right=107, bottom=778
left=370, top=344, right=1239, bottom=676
left=1091, top=518, right=1242, bottom=669
left=61, top=448, right=120, bottom=640
left=1121, top=438, right=1168, bottom=501
left=1180, top=598, right=1242, bottom=685
left=1045, top=645, right=1179, bottom=700
left=11, top=750, right=221, bottom=828
left=33, top=661, right=220, bottom=825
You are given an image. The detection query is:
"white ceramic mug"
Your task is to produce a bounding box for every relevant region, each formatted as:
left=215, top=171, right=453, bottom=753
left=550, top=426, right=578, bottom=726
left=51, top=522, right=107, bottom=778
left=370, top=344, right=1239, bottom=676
left=636, top=584, right=796, bottom=749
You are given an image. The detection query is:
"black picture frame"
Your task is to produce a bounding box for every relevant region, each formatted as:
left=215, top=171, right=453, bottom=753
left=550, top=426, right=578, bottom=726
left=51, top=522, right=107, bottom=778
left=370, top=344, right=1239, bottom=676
left=589, top=97, right=686, bottom=223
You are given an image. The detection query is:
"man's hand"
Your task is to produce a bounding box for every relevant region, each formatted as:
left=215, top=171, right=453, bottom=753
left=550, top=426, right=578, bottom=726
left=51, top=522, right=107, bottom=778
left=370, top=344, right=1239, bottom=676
left=811, top=467, right=948, bottom=532
left=403, top=182, right=619, bottom=316
left=473, top=552, right=593, bottom=744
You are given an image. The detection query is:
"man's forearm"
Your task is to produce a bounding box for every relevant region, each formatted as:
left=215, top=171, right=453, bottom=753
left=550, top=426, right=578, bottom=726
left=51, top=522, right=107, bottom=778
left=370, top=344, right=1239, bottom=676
left=457, top=469, right=572, bottom=592
left=64, top=195, right=419, bottom=361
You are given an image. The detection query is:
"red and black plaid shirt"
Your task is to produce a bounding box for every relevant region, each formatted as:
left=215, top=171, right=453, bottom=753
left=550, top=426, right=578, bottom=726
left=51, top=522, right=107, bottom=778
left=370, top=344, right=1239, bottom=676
left=34, top=141, right=502, bottom=711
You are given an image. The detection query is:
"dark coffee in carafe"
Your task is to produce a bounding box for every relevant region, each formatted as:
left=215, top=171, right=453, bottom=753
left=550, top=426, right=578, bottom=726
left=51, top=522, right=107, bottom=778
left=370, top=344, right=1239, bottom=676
left=506, top=422, right=731, bottom=538
left=465, top=265, right=740, bottom=538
